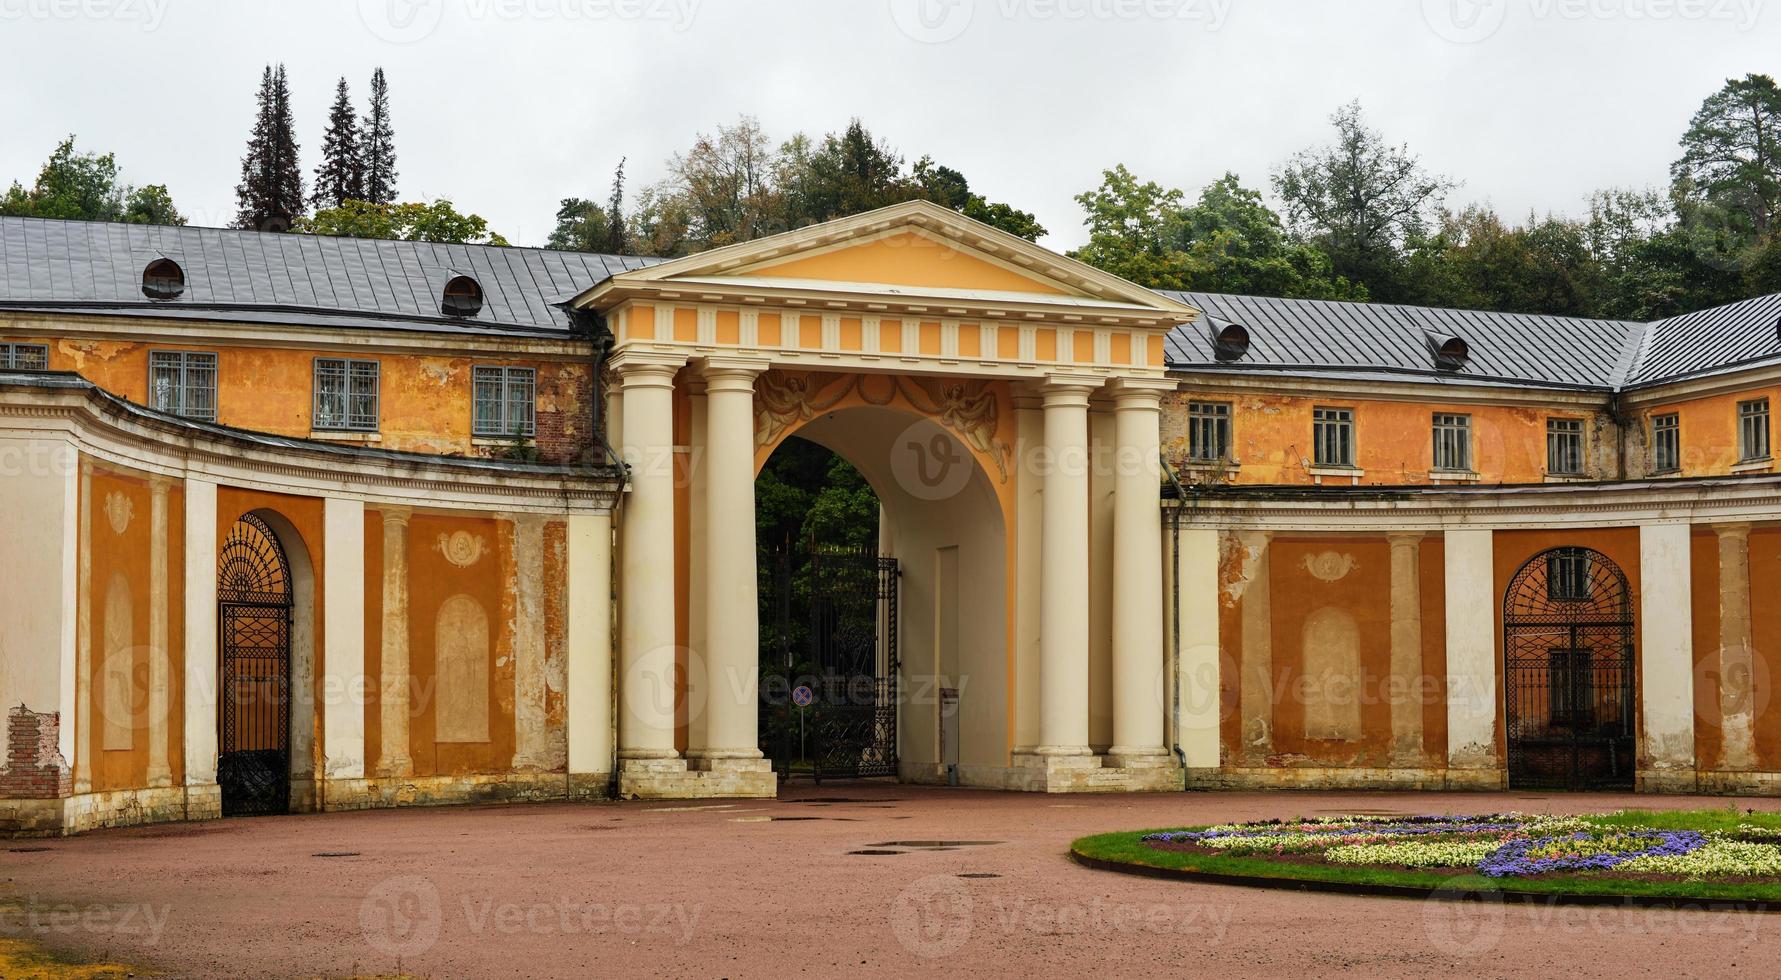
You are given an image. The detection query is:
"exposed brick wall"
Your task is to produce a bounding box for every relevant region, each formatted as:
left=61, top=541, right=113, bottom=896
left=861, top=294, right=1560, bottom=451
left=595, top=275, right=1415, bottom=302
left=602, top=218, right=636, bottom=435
left=2, top=705, right=72, bottom=800
left=535, top=366, right=598, bottom=466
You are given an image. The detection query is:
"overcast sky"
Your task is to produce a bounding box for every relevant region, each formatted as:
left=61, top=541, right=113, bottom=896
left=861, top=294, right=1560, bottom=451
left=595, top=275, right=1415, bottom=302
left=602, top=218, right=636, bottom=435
left=0, top=0, right=1774, bottom=251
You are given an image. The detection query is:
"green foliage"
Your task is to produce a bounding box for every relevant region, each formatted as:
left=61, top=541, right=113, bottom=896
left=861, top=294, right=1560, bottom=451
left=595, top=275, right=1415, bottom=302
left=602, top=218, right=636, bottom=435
left=312, top=77, right=364, bottom=211
left=1070, top=165, right=1362, bottom=299
left=360, top=67, right=398, bottom=206
left=234, top=64, right=305, bottom=232
left=297, top=199, right=508, bottom=245
left=0, top=136, right=185, bottom=225
left=1273, top=100, right=1457, bottom=302
left=1673, top=73, right=1781, bottom=242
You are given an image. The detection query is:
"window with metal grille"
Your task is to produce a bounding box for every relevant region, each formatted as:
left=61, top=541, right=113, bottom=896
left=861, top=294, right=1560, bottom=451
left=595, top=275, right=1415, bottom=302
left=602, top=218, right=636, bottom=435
left=472, top=366, right=536, bottom=438
left=1546, top=418, right=1585, bottom=475
left=0, top=342, right=49, bottom=371
left=1739, top=399, right=1770, bottom=462
left=312, top=358, right=380, bottom=432
left=1312, top=408, right=1355, bottom=467
left=1432, top=413, right=1471, bottom=472
left=1547, top=551, right=1592, bottom=601
left=1651, top=413, right=1680, bottom=473
left=1547, top=648, right=1595, bottom=729
left=148, top=350, right=218, bottom=422
left=1186, top=401, right=1231, bottom=462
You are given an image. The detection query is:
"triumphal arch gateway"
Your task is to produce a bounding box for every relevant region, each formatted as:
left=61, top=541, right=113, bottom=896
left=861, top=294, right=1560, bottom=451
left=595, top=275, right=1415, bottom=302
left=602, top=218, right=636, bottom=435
left=5, top=199, right=1781, bottom=834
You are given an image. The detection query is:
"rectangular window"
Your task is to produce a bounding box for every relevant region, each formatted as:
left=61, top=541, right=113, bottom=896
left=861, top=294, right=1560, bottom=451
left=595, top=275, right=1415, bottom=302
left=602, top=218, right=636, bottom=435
left=148, top=351, right=218, bottom=422
left=472, top=365, right=537, bottom=439
left=1312, top=408, right=1355, bottom=467
left=1432, top=413, right=1472, bottom=472
left=0, top=342, right=49, bottom=371
left=1651, top=413, right=1680, bottom=473
left=1546, top=418, right=1585, bottom=476
left=1739, top=399, right=1770, bottom=462
left=1186, top=401, right=1231, bottom=463
left=1547, top=551, right=1592, bottom=602
left=312, top=358, right=380, bottom=432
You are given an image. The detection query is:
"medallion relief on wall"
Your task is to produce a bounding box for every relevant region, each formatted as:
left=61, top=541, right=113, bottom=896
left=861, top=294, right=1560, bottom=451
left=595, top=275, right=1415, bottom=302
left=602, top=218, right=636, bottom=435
left=437, top=530, right=487, bottom=569
left=754, top=370, right=1012, bottom=481
left=104, top=491, right=134, bottom=535
left=1303, top=551, right=1357, bottom=583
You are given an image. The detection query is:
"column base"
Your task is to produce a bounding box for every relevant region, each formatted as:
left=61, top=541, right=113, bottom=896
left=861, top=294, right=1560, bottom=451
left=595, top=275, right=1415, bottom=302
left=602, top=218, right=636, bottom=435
left=1637, top=768, right=1701, bottom=794
left=1008, top=751, right=1183, bottom=793
left=1103, top=747, right=1172, bottom=769
left=617, top=757, right=776, bottom=800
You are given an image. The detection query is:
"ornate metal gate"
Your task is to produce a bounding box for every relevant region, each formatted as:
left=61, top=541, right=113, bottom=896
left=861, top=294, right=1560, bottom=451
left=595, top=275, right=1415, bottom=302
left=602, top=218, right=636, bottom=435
left=217, top=514, right=293, bottom=817
left=1503, top=547, right=1636, bottom=791
left=808, top=547, right=899, bottom=780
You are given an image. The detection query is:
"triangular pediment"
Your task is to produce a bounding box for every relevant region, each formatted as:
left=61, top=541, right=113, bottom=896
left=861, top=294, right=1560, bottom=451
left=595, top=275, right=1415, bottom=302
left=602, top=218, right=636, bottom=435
left=572, top=200, right=1195, bottom=319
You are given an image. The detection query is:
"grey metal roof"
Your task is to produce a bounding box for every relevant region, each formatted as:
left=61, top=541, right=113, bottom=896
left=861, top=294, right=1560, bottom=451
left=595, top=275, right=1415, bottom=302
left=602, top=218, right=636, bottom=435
left=1624, top=292, right=1781, bottom=387
left=0, top=215, right=664, bottom=336
left=1163, top=291, right=1647, bottom=391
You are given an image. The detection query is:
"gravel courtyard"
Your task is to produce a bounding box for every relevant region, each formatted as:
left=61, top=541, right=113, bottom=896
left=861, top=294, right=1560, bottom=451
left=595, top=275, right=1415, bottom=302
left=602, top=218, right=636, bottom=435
left=3, top=786, right=1779, bottom=978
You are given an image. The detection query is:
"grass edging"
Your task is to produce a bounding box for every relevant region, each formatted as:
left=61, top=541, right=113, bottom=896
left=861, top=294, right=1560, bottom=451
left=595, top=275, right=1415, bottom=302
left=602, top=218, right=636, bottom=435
left=1069, top=831, right=1781, bottom=912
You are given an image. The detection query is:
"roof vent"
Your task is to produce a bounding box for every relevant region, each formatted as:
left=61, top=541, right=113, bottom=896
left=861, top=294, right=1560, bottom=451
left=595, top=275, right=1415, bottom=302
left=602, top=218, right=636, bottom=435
left=1426, top=331, right=1469, bottom=371
left=141, top=258, right=185, bottom=300
left=1208, top=319, right=1250, bottom=361
left=441, top=275, right=483, bottom=317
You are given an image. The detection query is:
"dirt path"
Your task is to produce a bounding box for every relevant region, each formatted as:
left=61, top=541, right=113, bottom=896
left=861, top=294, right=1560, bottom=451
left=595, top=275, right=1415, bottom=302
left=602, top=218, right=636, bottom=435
left=3, top=786, right=1778, bottom=978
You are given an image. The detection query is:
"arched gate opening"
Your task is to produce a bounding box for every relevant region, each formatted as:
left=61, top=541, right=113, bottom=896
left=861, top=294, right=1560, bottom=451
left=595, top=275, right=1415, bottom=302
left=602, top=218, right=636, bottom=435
left=1503, top=547, right=1636, bottom=791
left=217, top=513, right=294, bottom=816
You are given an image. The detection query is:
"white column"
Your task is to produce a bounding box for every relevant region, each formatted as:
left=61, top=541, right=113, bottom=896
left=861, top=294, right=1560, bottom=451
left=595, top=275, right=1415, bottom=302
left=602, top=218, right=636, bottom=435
left=512, top=514, right=549, bottom=769
left=0, top=438, right=80, bottom=791
left=616, top=354, right=685, bottom=763
left=1443, top=528, right=1498, bottom=779
left=377, top=507, right=413, bottom=777
left=692, top=358, right=772, bottom=768
left=1036, top=378, right=1096, bottom=757
left=1715, top=523, right=1757, bottom=771
left=1387, top=531, right=1426, bottom=765
left=322, top=497, right=367, bottom=781
left=567, top=513, right=615, bottom=779
left=684, top=376, right=709, bottom=758
left=146, top=479, right=172, bottom=787
left=74, top=459, right=92, bottom=793
left=1176, top=526, right=1222, bottom=770
left=1108, top=381, right=1170, bottom=764
left=1640, top=522, right=1697, bottom=786
left=182, top=478, right=219, bottom=788
left=1011, top=390, right=1043, bottom=754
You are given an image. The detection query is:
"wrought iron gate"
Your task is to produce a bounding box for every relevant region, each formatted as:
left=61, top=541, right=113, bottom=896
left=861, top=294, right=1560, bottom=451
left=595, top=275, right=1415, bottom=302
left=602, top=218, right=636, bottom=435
left=760, top=542, right=899, bottom=780
left=1503, top=547, right=1635, bottom=791
left=217, top=514, right=293, bottom=817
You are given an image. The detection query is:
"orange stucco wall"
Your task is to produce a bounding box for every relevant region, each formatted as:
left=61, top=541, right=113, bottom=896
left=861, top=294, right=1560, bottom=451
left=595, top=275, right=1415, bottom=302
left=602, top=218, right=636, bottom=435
left=1165, top=391, right=1615, bottom=485
left=1631, top=385, right=1780, bottom=478
left=83, top=464, right=185, bottom=792
left=1, top=332, right=591, bottom=461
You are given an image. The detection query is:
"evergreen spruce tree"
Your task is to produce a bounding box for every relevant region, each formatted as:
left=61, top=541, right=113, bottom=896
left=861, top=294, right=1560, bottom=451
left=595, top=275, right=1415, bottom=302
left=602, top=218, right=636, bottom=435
left=234, top=64, right=305, bottom=231
left=311, top=77, right=363, bottom=210
left=360, top=68, right=399, bottom=205
left=605, top=158, right=630, bottom=254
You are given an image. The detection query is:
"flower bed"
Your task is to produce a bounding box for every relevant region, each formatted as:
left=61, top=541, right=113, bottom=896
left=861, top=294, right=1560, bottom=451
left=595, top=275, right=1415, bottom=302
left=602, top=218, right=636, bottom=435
left=1072, top=810, right=1781, bottom=904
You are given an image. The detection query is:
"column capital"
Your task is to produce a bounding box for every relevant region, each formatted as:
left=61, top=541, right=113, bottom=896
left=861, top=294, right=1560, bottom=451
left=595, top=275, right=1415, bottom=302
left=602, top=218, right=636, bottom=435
left=1107, top=377, right=1177, bottom=402
left=609, top=350, right=688, bottom=388
left=1041, top=374, right=1099, bottom=407
left=1386, top=530, right=1426, bottom=549
left=1714, top=521, right=1753, bottom=541
left=380, top=505, right=413, bottom=527
left=148, top=475, right=174, bottom=497
left=697, top=355, right=773, bottom=392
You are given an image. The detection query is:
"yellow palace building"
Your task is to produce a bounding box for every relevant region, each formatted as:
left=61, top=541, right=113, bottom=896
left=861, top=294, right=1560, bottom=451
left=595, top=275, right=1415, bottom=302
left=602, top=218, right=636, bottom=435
left=2, top=201, right=1779, bottom=835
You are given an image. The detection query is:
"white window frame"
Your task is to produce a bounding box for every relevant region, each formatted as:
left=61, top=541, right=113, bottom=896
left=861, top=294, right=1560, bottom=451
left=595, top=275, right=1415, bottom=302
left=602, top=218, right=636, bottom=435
left=1546, top=418, right=1586, bottom=476
left=313, top=357, right=381, bottom=432
left=1313, top=407, right=1355, bottom=468
left=472, top=365, right=537, bottom=439
left=0, top=342, right=49, bottom=371
left=1432, top=413, right=1472, bottom=472
left=1651, top=413, right=1680, bottom=473
left=1738, top=399, right=1770, bottom=463
left=148, top=350, right=218, bottom=422
left=1186, top=401, right=1232, bottom=463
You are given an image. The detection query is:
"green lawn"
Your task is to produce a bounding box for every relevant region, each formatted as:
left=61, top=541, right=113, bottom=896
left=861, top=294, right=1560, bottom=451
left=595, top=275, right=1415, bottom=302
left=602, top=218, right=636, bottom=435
left=1071, top=808, right=1781, bottom=905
